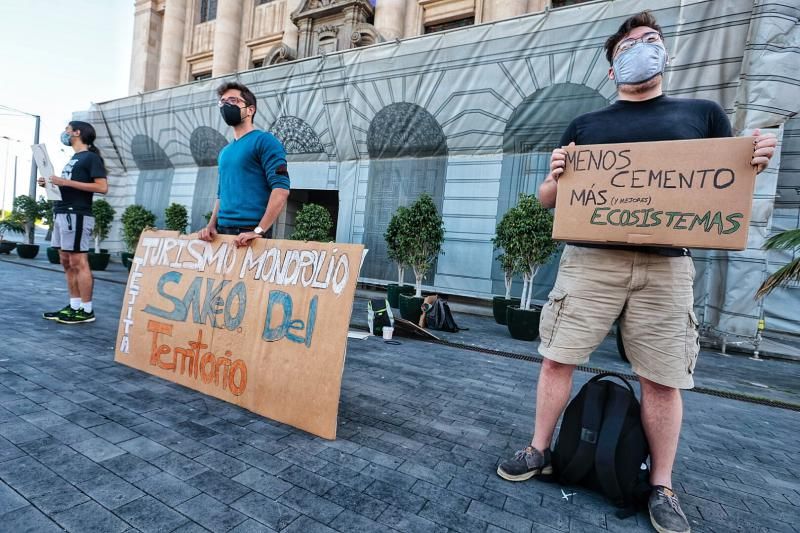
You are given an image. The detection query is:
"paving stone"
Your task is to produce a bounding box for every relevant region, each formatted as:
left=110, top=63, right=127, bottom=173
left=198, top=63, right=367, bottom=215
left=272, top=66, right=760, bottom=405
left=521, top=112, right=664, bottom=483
left=0, top=505, right=64, bottom=533
left=278, top=464, right=337, bottom=495
left=115, top=495, right=190, bottom=533
left=195, top=449, right=249, bottom=477
left=229, top=490, right=302, bottom=532
left=118, top=436, right=171, bottom=460
left=279, top=515, right=335, bottom=533
left=317, top=462, right=375, bottom=492
left=0, top=480, right=28, bottom=516
left=377, top=505, right=448, bottom=533
left=30, top=484, right=90, bottom=514
left=176, top=492, right=247, bottom=532
left=468, top=499, right=534, bottom=533
left=277, top=486, right=344, bottom=524
left=135, top=472, right=201, bottom=507
left=419, top=500, right=492, bottom=533
left=364, top=480, right=427, bottom=514
left=232, top=467, right=293, bottom=499
left=186, top=469, right=251, bottom=504
left=151, top=451, right=209, bottom=480
left=328, top=509, right=387, bottom=533
left=53, top=500, right=130, bottom=533
left=75, top=471, right=143, bottom=510
left=101, top=453, right=162, bottom=483
left=229, top=518, right=278, bottom=532
left=0, top=420, right=49, bottom=444
left=323, top=484, right=388, bottom=520
left=89, top=422, right=139, bottom=444
left=71, top=436, right=126, bottom=462
left=411, top=479, right=471, bottom=512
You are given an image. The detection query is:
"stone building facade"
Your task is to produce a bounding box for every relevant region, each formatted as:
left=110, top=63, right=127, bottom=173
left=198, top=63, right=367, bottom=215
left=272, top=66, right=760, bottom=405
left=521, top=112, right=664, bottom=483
left=129, top=0, right=566, bottom=93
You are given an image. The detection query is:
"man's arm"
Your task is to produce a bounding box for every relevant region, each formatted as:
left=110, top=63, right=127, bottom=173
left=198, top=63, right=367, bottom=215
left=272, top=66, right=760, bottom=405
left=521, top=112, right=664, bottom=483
left=50, top=176, right=108, bottom=194
left=233, top=189, right=289, bottom=247
left=199, top=199, right=219, bottom=241
left=538, top=142, right=574, bottom=209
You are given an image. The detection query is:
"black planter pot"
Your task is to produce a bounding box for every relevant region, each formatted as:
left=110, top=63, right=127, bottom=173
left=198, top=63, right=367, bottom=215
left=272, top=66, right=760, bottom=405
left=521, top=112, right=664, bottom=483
left=387, top=283, right=415, bottom=308
left=0, top=241, right=16, bottom=255
left=89, top=252, right=111, bottom=271
left=16, top=244, right=40, bottom=259
left=399, top=293, right=425, bottom=323
left=121, top=252, right=134, bottom=271
left=506, top=305, right=542, bottom=341
left=46, top=246, right=61, bottom=264
left=492, top=296, right=521, bottom=325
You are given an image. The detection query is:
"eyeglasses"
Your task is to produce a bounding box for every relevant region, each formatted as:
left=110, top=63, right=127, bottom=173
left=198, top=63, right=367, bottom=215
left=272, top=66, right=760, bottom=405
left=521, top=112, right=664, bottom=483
left=218, top=96, right=249, bottom=107
left=614, top=31, right=663, bottom=56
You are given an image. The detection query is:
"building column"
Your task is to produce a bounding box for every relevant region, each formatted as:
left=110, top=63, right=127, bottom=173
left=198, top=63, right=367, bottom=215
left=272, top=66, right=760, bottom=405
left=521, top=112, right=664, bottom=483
left=484, top=0, right=527, bottom=22
left=282, top=0, right=303, bottom=52
left=129, top=0, right=161, bottom=94
left=211, top=0, right=244, bottom=77
left=158, top=0, right=188, bottom=88
left=374, top=0, right=406, bottom=40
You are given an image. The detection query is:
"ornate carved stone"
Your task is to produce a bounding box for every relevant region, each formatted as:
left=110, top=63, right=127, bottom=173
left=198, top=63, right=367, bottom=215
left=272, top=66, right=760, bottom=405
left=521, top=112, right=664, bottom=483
left=267, top=43, right=297, bottom=65
left=291, top=0, right=376, bottom=58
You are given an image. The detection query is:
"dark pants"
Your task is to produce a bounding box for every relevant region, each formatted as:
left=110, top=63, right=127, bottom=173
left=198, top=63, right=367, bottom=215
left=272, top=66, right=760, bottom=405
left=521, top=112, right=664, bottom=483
left=216, top=225, right=272, bottom=238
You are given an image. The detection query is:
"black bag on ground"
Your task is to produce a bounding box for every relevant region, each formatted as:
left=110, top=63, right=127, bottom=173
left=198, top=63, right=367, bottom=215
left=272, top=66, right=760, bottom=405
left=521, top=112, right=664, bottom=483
left=367, top=298, right=393, bottom=335
left=552, top=372, right=651, bottom=513
left=425, top=297, right=463, bottom=332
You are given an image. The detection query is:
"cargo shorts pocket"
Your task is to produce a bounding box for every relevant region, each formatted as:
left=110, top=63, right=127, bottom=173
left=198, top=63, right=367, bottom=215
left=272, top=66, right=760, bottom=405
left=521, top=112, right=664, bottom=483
left=539, top=287, right=568, bottom=348
left=685, top=310, right=700, bottom=374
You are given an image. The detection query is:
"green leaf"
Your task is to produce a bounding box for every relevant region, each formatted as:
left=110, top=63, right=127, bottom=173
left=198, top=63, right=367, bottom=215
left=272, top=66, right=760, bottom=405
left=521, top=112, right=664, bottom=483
left=290, top=203, right=334, bottom=242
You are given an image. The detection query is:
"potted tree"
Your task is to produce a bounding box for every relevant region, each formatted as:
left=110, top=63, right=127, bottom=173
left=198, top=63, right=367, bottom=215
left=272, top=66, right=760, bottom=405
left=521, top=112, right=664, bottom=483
left=164, top=203, right=189, bottom=234
left=397, top=194, right=445, bottom=323
left=491, top=213, right=521, bottom=325
left=88, top=199, right=116, bottom=270
left=757, top=228, right=800, bottom=297
left=384, top=206, right=414, bottom=308
left=290, top=203, right=333, bottom=242
left=12, top=195, right=41, bottom=259
left=504, top=193, right=558, bottom=341
left=35, top=197, right=61, bottom=263
left=120, top=204, right=156, bottom=270
left=0, top=218, right=23, bottom=254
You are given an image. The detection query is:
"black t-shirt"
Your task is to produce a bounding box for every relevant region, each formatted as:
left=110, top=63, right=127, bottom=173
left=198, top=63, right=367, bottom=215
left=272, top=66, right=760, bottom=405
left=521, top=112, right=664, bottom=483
left=558, top=94, right=732, bottom=255
left=54, top=151, right=107, bottom=215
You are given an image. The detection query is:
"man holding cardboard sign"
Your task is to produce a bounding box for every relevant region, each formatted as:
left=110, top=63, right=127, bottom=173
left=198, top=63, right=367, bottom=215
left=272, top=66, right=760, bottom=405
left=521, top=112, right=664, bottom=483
left=199, top=82, right=290, bottom=246
left=496, top=12, right=776, bottom=533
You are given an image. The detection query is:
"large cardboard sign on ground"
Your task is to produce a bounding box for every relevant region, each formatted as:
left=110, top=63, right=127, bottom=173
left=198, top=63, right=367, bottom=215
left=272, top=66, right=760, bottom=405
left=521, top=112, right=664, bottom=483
left=115, top=230, right=364, bottom=439
left=553, top=137, right=757, bottom=250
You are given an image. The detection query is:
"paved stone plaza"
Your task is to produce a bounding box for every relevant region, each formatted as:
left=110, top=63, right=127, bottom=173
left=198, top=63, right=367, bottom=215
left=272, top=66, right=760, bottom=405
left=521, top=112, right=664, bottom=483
left=0, top=257, right=798, bottom=532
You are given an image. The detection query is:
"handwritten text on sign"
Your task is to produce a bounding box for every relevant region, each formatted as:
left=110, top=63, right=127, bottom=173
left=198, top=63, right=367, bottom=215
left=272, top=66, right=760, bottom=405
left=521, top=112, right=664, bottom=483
left=552, top=137, right=757, bottom=250
left=115, top=231, right=364, bottom=439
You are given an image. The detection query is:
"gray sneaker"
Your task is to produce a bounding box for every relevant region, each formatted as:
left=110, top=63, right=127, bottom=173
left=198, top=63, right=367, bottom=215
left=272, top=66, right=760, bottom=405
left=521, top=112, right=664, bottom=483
left=496, top=447, right=552, bottom=482
left=649, top=486, right=690, bottom=533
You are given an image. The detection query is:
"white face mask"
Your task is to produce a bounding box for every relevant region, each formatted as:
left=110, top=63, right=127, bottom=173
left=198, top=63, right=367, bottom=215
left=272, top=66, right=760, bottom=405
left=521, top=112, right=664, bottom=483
left=612, top=43, right=667, bottom=86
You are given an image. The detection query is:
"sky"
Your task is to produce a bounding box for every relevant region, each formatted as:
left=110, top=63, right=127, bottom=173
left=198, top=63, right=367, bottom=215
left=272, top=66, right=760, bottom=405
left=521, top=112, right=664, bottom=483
left=0, top=0, right=133, bottom=212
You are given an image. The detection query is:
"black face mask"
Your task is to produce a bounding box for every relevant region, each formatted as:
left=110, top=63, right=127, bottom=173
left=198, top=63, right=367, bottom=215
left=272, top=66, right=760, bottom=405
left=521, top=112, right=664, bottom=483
left=220, top=103, right=244, bottom=126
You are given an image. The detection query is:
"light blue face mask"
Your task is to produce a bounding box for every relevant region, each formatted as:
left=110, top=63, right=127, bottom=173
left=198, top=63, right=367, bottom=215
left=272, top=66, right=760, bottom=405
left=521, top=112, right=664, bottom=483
left=612, top=43, right=667, bottom=86
left=61, top=131, right=73, bottom=146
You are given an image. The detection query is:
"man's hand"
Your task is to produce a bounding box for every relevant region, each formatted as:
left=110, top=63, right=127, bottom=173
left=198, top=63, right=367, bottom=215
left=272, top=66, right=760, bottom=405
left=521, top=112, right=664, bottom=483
left=198, top=224, right=217, bottom=242
left=49, top=176, right=67, bottom=187
left=752, top=128, right=777, bottom=174
left=37, top=176, right=46, bottom=187
left=234, top=231, right=260, bottom=248
left=549, top=142, right=575, bottom=181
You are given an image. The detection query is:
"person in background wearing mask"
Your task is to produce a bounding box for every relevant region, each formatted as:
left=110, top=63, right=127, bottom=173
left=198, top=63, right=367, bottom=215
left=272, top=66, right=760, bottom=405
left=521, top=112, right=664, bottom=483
left=495, top=12, right=776, bottom=533
left=199, top=82, right=290, bottom=246
left=38, top=121, right=109, bottom=324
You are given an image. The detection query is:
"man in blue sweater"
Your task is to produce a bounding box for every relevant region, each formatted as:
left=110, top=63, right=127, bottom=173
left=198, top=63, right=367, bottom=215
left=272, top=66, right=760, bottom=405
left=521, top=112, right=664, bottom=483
left=199, top=82, right=290, bottom=246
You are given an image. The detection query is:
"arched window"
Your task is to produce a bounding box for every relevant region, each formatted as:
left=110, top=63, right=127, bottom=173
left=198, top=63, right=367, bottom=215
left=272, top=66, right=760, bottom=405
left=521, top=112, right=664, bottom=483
left=189, top=127, right=228, bottom=231
left=131, top=135, right=174, bottom=227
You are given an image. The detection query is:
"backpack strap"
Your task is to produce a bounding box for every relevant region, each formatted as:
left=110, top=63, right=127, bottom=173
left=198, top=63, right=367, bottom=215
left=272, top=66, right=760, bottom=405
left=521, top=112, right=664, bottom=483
left=594, top=385, right=632, bottom=506
left=558, top=380, right=607, bottom=484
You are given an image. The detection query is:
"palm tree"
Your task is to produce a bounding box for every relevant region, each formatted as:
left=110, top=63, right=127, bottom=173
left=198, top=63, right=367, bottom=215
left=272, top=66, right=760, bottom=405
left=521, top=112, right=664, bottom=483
left=757, top=229, right=800, bottom=298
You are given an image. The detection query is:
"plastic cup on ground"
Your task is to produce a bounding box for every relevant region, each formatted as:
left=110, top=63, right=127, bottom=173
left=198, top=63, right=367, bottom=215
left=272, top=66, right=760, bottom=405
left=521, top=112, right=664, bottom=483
left=382, top=327, right=394, bottom=340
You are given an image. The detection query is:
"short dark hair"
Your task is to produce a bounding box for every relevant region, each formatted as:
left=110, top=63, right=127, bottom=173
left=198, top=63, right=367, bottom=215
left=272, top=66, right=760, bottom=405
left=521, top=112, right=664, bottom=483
left=216, top=81, right=257, bottom=117
left=604, top=11, right=663, bottom=64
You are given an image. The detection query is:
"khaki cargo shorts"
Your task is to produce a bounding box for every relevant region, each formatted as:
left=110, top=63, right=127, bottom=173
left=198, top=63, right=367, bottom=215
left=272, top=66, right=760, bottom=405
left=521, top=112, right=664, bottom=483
left=538, top=245, right=700, bottom=389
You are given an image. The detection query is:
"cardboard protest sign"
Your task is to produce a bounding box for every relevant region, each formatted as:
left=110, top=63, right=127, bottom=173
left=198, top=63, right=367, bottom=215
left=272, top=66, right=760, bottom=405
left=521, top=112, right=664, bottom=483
left=115, top=230, right=364, bottom=439
left=552, top=137, right=757, bottom=250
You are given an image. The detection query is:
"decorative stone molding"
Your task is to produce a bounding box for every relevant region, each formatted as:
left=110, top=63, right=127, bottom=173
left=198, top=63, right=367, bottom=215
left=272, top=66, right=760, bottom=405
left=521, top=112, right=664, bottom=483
left=267, top=43, right=298, bottom=64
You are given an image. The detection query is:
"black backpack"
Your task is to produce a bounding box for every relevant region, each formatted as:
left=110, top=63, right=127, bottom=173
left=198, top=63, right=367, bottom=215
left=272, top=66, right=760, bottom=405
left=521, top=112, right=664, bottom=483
left=367, top=298, right=393, bottom=335
left=552, top=373, right=651, bottom=513
left=424, top=298, right=462, bottom=332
